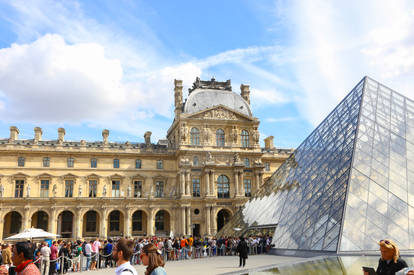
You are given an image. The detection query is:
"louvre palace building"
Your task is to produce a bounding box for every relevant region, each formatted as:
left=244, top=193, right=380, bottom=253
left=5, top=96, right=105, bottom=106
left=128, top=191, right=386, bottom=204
left=0, top=78, right=293, bottom=241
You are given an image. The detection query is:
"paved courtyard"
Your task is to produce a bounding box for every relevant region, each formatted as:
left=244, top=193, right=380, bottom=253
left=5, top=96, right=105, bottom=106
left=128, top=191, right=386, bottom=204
left=78, top=255, right=304, bottom=275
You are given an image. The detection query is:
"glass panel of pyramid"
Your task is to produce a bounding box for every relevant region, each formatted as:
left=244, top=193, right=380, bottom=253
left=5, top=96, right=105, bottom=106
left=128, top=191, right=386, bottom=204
left=217, top=76, right=414, bottom=253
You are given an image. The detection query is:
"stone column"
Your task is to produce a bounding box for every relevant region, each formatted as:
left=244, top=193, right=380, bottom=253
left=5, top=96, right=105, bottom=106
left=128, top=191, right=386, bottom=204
left=255, top=173, right=260, bottom=191
left=205, top=170, right=210, bottom=196
left=0, top=210, right=3, bottom=241
left=180, top=172, right=185, bottom=196
left=234, top=171, right=239, bottom=197
left=181, top=207, right=186, bottom=236
left=185, top=171, right=191, bottom=196
left=148, top=208, right=155, bottom=236
left=100, top=208, right=108, bottom=238
left=186, top=207, right=191, bottom=237
left=23, top=208, right=31, bottom=230
left=206, top=206, right=211, bottom=236
left=211, top=207, right=217, bottom=235
left=125, top=208, right=132, bottom=238
left=240, top=172, right=245, bottom=196
left=210, top=170, right=215, bottom=196
left=75, top=208, right=83, bottom=240
left=150, top=179, right=154, bottom=199
left=50, top=208, right=57, bottom=235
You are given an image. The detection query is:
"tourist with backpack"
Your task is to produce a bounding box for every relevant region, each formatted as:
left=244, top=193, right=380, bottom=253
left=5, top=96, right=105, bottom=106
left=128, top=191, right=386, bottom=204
left=72, top=241, right=82, bottom=272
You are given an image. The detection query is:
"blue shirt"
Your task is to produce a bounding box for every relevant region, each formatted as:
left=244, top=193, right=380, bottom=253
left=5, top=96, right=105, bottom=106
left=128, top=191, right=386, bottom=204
left=150, top=267, right=167, bottom=275
left=105, top=243, right=113, bottom=254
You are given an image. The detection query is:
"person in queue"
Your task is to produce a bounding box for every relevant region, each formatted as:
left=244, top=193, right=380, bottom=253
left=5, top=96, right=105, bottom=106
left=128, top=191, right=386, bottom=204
left=140, top=243, right=167, bottom=275
left=11, top=242, right=40, bottom=275
left=364, top=239, right=408, bottom=275
left=112, top=238, right=138, bottom=275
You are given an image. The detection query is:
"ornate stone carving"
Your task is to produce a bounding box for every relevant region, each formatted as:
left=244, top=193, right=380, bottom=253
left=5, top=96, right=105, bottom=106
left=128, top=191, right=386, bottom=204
left=26, top=184, right=30, bottom=197
left=78, top=184, right=83, bottom=197
left=0, top=184, right=3, bottom=197
left=103, top=184, right=107, bottom=197
left=52, top=184, right=57, bottom=197
left=127, top=185, right=132, bottom=197
left=202, top=107, right=237, bottom=120
left=188, top=77, right=232, bottom=93
left=203, top=124, right=210, bottom=144
left=231, top=126, right=238, bottom=144
left=180, top=123, right=187, bottom=142
left=252, top=127, right=260, bottom=144
left=233, top=153, right=241, bottom=164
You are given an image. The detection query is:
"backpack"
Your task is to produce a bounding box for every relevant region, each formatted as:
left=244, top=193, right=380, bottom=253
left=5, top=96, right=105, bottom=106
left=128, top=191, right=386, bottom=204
left=73, top=245, right=81, bottom=257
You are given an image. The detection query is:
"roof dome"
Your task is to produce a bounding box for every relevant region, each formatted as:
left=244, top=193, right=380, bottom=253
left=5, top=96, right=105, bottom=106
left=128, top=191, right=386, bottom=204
left=183, top=78, right=252, bottom=116
left=183, top=89, right=252, bottom=116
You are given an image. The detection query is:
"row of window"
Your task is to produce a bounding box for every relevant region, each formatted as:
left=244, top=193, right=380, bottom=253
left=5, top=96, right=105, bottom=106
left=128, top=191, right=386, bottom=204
left=190, top=128, right=250, bottom=147
left=17, top=157, right=163, bottom=169
left=14, top=177, right=253, bottom=198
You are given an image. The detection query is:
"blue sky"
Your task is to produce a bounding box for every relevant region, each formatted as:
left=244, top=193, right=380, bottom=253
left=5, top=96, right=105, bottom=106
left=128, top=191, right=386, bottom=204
left=0, top=0, right=413, bottom=148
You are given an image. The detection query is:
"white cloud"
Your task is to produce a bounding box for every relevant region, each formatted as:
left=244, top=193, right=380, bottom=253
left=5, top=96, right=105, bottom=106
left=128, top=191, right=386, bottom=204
left=264, top=117, right=297, bottom=123
left=251, top=88, right=291, bottom=107
left=280, top=0, right=414, bottom=126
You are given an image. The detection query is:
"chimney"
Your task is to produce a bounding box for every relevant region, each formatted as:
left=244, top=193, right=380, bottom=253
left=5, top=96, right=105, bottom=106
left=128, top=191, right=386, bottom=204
left=9, top=126, right=19, bottom=142
left=58, top=128, right=65, bottom=144
left=174, top=79, right=183, bottom=117
left=102, top=129, right=109, bottom=144
left=34, top=127, right=43, bottom=143
left=264, top=136, right=275, bottom=150
left=144, top=131, right=152, bottom=146
left=240, top=84, right=250, bottom=105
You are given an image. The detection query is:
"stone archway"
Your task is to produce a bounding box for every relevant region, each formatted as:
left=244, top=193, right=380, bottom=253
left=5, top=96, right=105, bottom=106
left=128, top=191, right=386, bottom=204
left=154, top=210, right=170, bottom=236
left=107, top=210, right=124, bottom=237
left=31, top=211, right=49, bottom=231
left=57, top=211, right=74, bottom=238
left=83, top=210, right=100, bottom=237
left=3, top=211, right=22, bottom=239
left=217, top=209, right=231, bottom=232
left=132, top=210, right=147, bottom=236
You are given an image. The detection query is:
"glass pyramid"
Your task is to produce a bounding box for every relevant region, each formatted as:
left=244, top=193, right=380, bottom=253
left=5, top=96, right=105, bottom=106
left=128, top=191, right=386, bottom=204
left=218, top=76, right=414, bottom=253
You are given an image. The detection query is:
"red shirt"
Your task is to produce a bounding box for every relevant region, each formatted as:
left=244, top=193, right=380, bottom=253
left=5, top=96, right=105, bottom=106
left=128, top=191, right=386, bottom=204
left=50, top=245, right=58, bottom=260
left=15, top=260, right=40, bottom=275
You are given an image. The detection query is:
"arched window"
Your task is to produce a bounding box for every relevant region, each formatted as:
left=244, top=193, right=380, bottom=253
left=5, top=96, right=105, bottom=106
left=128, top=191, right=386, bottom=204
left=193, top=156, right=199, bottom=166
left=217, top=175, right=230, bottom=198
left=244, top=158, right=250, bottom=167
left=241, top=130, right=249, bottom=148
left=216, top=129, right=225, bottom=147
left=132, top=211, right=143, bottom=231
left=190, top=128, right=200, bottom=145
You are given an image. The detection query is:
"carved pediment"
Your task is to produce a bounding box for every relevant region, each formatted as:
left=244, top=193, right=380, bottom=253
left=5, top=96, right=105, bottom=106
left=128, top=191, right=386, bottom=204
left=187, top=105, right=254, bottom=121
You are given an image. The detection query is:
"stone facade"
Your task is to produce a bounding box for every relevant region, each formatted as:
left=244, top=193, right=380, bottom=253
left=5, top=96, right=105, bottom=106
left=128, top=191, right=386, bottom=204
left=0, top=78, right=293, bottom=241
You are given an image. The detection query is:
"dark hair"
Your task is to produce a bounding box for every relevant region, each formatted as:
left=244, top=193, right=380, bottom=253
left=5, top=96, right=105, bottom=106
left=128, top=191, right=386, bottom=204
left=15, top=242, right=34, bottom=260
left=115, top=238, right=134, bottom=261
left=143, top=243, right=165, bottom=275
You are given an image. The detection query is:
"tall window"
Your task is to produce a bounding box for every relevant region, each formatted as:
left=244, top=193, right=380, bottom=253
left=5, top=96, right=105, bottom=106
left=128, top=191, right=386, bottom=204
left=155, top=211, right=165, bottom=231
left=109, top=211, right=120, bottom=232
left=18, top=157, right=25, bottom=167
left=193, top=156, right=199, bottom=166
left=217, top=175, right=230, bottom=198
left=241, top=130, right=249, bottom=148
left=190, top=127, right=200, bottom=145
left=65, top=180, right=74, bottom=197
left=192, top=178, right=200, bottom=197
left=91, top=158, right=97, bottom=168
left=216, top=129, right=225, bottom=147
left=244, top=179, right=252, bottom=197
left=134, top=181, right=142, bottom=198
left=132, top=211, right=143, bottom=231
left=89, top=180, right=97, bottom=198
left=113, top=159, right=120, bottom=168
left=244, top=158, right=250, bottom=167
left=43, top=157, right=50, bottom=167
left=40, top=180, right=49, bottom=197
left=85, top=211, right=97, bottom=232
left=265, top=162, right=270, bottom=171
left=112, top=180, right=120, bottom=197
left=67, top=157, right=74, bottom=168
left=135, top=159, right=142, bottom=169
left=15, top=180, right=24, bottom=198
left=156, top=160, right=163, bottom=169
left=155, top=181, right=164, bottom=198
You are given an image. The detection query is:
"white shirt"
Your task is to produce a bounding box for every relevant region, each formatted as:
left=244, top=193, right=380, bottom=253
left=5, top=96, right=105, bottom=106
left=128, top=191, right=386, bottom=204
left=115, top=261, right=138, bottom=275
left=84, top=243, right=92, bottom=255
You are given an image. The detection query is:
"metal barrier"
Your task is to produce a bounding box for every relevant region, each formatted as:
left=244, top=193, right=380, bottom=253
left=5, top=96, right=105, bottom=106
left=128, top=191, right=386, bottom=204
left=35, top=243, right=265, bottom=273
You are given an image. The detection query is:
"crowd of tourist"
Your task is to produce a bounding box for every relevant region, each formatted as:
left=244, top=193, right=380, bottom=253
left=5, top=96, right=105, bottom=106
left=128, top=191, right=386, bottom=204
left=0, top=235, right=272, bottom=274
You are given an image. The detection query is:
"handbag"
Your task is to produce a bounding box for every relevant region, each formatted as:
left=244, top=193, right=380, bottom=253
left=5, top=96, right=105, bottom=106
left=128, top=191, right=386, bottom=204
left=56, top=261, right=60, bottom=271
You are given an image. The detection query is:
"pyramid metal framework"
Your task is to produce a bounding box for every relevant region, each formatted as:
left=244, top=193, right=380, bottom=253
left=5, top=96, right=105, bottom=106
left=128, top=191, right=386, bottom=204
left=217, top=77, right=414, bottom=253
